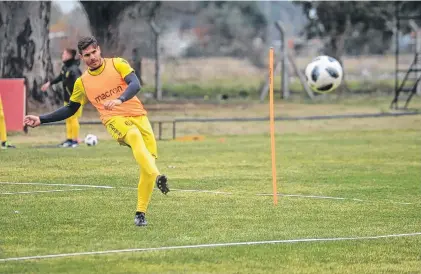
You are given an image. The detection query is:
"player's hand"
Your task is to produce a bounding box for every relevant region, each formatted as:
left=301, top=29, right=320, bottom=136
left=24, top=115, right=41, bottom=128
left=103, top=99, right=122, bottom=110
left=41, top=82, right=50, bottom=92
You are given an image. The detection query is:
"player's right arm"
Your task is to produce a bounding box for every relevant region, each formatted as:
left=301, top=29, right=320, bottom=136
left=50, top=73, right=63, bottom=85
left=24, top=78, right=88, bottom=127
left=41, top=73, right=62, bottom=92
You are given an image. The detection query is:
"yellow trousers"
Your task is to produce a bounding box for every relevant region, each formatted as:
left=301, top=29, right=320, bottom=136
left=64, top=102, right=83, bottom=140
left=105, top=115, right=159, bottom=213
left=0, top=95, right=7, bottom=142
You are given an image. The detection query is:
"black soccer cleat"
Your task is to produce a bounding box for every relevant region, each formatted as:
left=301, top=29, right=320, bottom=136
left=58, top=139, right=72, bottom=148
left=156, top=174, right=170, bottom=195
left=70, top=140, right=79, bottom=148
left=1, top=142, right=16, bottom=149
left=134, top=212, right=147, bottom=226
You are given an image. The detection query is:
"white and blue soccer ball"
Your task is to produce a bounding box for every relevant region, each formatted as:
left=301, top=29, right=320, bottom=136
left=84, top=134, right=98, bottom=146
left=305, top=55, right=343, bottom=93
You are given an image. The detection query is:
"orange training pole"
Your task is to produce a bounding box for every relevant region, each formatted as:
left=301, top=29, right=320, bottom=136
left=269, top=47, right=278, bottom=205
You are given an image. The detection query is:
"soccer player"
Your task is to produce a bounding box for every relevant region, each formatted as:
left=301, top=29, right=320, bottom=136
left=0, top=94, right=16, bottom=149
left=24, top=36, right=169, bottom=226
left=41, top=48, right=82, bottom=148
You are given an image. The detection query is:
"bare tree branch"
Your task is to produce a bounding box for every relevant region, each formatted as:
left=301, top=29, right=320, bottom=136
left=149, top=20, right=161, bottom=34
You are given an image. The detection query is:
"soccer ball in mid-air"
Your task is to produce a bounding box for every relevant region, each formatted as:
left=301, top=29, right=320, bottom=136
left=84, top=134, right=98, bottom=146
left=305, top=55, right=343, bottom=93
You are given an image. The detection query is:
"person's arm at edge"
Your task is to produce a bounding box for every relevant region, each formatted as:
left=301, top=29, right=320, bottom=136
left=50, top=74, right=63, bottom=85
left=39, top=101, right=81, bottom=124
left=117, top=72, right=141, bottom=103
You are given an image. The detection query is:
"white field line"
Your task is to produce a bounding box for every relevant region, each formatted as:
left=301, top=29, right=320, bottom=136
left=166, top=188, right=233, bottom=195
left=0, top=182, right=114, bottom=189
left=0, top=232, right=420, bottom=262
left=0, top=182, right=416, bottom=205
left=122, top=186, right=233, bottom=195
left=0, top=189, right=86, bottom=195
left=257, top=193, right=414, bottom=205
left=391, top=202, right=414, bottom=205
left=0, top=182, right=233, bottom=195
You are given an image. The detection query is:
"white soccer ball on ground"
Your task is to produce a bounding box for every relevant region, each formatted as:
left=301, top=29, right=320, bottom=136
left=305, top=55, right=343, bottom=93
left=84, top=134, right=98, bottom=146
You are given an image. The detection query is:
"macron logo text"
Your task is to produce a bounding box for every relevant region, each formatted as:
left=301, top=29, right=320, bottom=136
left=95, top=86, right=123, bottom=103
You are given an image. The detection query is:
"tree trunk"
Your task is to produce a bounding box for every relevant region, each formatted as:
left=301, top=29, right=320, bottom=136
left=154, top=34, right=162, bottom=100
left=150, top=20, right=162, bottom=101
left=326, top=15, right=352, bottom=95
left=87, top=20, right=123, bottom=57
left=80, top=1, right=137, bottom=56
left=0, top=1, right=60, bottom=110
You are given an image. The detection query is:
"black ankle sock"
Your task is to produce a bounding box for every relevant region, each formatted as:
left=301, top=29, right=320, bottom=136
left=1, top=141, right=6, bottom=146
left=136, top=211, right=145, bottom=216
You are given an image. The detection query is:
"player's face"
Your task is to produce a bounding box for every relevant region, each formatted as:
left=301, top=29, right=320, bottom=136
left=62, top=50, right=72, bottom=62
left=80, top=45, right=102, bottom=70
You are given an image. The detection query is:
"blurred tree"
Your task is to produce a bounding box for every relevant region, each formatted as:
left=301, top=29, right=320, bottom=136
left=124, top=1, right=202, bottom=100
left=50, top=2, right=64, bottom=25
left=147, top=2, right=163, bottom=100
left=0, top=1, right=60, bottom=108
left=297, top=1, right=396, bottom=62
left=80, top=1, right=199, bottom=57
left=395, top=1, right=421, bottom=33
left=190, top=1, right=267, bottom=67
left=80, top=1, right=138, bottom=56
left=67, top=5, right=91, bottom=38
left=296, top=1, right=399, bottom=94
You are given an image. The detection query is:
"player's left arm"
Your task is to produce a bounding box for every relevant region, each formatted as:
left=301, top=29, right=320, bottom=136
left=104, top=58, right=141, bottom=110
left=114, top=58, right=142, bottom=102
left=118, top=73, right=141, bottom=103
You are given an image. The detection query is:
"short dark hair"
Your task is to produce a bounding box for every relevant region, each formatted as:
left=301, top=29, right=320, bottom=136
left=65, top=48, right=77, bottom=59
left=77, top=36, right=98, bottom=54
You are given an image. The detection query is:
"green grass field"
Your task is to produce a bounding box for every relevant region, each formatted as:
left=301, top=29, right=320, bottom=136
left=1, top=110, right=420, bottom=273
